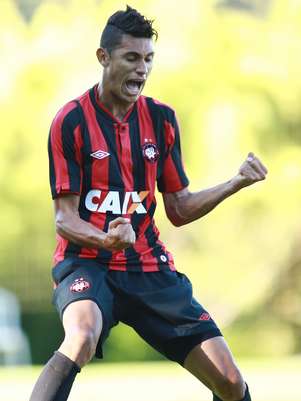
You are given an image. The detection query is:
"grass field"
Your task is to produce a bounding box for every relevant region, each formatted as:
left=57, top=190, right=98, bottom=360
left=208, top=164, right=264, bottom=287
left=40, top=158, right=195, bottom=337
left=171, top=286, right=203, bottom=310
left=1, top=357, right=300, bottom=401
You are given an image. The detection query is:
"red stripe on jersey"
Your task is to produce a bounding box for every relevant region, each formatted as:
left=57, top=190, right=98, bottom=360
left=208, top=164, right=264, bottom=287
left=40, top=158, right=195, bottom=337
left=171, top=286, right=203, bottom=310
left=77, top=96, right=109, bottom=258
left=53, top=235, right=69, bottom=265
left=50, top=102, right=78, bottom=195
left=114, top=123, right=134, bottom=193
left=108, top=256, right=127, bottom=271
left=164, top=120, right=175, bottom=148
left=134, top=233, right=159, bottom=272
left=161, top=120, right=184, bottom=192
left=167, top=118, right=187, bottom=178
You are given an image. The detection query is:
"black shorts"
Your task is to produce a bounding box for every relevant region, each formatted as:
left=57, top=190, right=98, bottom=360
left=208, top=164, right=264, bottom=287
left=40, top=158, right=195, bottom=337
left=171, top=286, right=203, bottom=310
left=52, top=257, right=222, bottom=365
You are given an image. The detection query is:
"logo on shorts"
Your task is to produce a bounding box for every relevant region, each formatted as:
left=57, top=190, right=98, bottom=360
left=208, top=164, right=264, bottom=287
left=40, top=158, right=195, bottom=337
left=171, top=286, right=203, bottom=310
left=142, top=143, right=159, bottom=163
left=198, top=312, right=211, bottom=321
left=70, top=277, right=91, bottom=293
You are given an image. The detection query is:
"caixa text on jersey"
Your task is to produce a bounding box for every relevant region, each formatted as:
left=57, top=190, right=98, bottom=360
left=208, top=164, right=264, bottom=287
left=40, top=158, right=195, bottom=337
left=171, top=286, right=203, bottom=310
left=85, top=190, right=149, bottom=214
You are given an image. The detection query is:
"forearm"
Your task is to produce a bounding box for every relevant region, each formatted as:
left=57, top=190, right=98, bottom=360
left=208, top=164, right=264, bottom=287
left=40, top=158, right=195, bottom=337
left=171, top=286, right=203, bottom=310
left=164, top=153, right=267, bottom=227
left=166, top=178, right=240, bottom=226
left=56, top=212, right=106, bottom=249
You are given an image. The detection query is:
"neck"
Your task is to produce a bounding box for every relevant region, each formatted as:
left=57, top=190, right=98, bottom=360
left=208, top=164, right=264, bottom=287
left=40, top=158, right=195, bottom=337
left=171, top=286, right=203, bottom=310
left=97, top=83, right=133, bottom=121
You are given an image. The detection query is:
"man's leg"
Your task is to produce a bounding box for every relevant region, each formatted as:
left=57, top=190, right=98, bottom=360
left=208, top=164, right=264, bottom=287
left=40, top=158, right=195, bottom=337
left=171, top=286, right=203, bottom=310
left=183, top=336, right=250, bottom=401
left=29, top=300, right=102, bottom=401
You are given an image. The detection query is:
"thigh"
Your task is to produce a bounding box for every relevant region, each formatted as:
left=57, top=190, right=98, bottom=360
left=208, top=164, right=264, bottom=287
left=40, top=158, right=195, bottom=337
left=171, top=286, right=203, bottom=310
left=62, top=299, right=102, bottom=337
left=59, top=299, right=103, bottom=366
left=184, top=336, right=244, bottom=393
left=115, top=270, right=222, bottom=364
left=52, top=258, right=118, bottom=357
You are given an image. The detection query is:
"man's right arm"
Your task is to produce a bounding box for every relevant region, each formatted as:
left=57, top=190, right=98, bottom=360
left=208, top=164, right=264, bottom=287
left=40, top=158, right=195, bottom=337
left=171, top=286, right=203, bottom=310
left=54, top=194, right=135, bottom=251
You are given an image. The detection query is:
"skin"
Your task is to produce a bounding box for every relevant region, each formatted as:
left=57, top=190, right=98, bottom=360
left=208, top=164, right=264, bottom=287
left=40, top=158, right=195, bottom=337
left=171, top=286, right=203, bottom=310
left=163, top=151, right=268, bottom=227
left=96, top=34, right=154, bottom=120
left=55, top=195, right=135, bottom=252
left=55, top=34, right=268, bottom=400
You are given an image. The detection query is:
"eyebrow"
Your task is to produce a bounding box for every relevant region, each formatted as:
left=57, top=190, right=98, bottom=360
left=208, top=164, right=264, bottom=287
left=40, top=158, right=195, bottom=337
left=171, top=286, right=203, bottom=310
left=124, top=51, right=154, bottom=57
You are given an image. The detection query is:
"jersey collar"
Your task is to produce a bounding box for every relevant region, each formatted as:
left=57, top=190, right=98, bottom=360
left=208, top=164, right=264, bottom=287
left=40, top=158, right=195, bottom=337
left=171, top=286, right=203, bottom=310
left=90, top=84, right=137, bottom=124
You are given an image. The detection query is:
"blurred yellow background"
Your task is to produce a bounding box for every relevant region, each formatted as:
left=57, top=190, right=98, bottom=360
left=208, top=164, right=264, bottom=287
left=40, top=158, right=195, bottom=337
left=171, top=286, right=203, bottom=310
left=0, top=0, right=301, bottom=374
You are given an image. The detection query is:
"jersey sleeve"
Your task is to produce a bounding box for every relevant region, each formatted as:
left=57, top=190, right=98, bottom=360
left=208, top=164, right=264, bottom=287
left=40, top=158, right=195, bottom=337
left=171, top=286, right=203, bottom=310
left=157, top=112, right=189, bottom=193
left=48, top=102, right=83, bottom=199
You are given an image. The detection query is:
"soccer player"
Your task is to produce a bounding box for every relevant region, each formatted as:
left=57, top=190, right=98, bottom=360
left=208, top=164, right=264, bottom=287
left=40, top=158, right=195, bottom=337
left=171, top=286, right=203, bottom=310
left=30, top=6, right=267, bottom=401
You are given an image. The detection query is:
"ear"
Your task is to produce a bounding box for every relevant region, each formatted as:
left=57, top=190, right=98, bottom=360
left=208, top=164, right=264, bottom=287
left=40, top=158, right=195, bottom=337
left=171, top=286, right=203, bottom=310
left=96, top=47, right=110, bottom=67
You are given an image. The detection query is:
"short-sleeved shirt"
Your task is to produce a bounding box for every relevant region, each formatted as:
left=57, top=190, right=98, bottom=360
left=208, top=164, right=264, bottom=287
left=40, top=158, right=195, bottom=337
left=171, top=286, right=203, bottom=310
left=48, top=85, right=189, bottom=272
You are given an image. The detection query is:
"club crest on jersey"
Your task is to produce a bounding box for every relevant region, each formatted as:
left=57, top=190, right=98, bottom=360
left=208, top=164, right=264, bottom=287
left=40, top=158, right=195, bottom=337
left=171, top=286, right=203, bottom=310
left=85, top=190, right=149, bottom=214
left=142, top=143, right=159, bottom=163
left=70, top=277, right=91, bottom=293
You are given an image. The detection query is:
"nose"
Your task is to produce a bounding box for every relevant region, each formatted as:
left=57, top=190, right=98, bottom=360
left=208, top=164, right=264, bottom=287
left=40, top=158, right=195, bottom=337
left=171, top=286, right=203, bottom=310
left=136, top=60, right=148, bottom=77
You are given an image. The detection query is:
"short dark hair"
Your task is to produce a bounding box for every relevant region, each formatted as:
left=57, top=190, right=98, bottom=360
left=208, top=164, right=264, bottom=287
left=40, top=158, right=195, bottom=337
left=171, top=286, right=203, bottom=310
left=100, top=5, right=158, bottom=53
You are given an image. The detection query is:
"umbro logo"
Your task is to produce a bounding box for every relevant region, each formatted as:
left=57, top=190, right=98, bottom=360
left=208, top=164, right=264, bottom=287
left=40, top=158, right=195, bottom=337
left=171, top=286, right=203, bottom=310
left=90, top=149, right=110, bottom=160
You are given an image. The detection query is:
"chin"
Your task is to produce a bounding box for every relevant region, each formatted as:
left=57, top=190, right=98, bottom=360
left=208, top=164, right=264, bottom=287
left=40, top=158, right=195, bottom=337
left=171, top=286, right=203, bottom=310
left=123, top=93, right=140, bottom=104
left=120, top=88, right=142, bottom=103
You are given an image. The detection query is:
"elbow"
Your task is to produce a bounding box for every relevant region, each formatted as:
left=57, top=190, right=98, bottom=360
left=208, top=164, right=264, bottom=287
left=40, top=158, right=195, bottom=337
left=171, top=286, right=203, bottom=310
left=168, top=215, right=186, bottom=227
left=171, top=219, right=186, bottom=227
left=55, top=221, right=64, bottom=236
left=166, top=207, right=188, bottom=227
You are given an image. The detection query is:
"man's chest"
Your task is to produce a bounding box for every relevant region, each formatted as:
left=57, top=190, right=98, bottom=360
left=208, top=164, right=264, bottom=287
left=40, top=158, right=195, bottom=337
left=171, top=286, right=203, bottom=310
left=80, top=120, right=163, bottom=191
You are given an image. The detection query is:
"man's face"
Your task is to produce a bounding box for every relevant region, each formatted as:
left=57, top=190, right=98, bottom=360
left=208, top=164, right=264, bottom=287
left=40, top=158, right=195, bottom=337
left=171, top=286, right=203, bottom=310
left=100, top=34, right=154, bottom=104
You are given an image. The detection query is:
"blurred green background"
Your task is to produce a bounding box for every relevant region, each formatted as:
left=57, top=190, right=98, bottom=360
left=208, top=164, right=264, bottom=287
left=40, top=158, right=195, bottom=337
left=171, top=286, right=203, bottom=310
left=1, top=0, right=301, bottom=367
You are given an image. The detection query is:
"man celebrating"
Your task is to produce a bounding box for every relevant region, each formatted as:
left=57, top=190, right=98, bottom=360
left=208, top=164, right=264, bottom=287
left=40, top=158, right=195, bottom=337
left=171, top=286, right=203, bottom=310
left=30, top=6, right=267, bottom=401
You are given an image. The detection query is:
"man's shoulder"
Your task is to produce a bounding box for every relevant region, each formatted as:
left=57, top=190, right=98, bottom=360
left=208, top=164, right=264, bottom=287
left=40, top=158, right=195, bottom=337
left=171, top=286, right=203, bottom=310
left=52, top=101, right=77, bottom=124
left=52, top=88, right=91, bottom=126
left=140, top=95, right=176, bottom=122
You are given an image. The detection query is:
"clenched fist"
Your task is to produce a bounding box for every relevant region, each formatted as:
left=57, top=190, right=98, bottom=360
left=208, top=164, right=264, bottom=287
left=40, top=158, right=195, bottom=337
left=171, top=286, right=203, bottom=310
left=232, top=152, right=268, bottom=190
left=103, top=217, right=136, bottom=251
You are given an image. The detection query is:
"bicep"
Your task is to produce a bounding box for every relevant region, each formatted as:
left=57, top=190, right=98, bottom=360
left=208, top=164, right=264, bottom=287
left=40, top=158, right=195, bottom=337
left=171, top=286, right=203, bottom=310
left=162, top=188, right=190, bottom=221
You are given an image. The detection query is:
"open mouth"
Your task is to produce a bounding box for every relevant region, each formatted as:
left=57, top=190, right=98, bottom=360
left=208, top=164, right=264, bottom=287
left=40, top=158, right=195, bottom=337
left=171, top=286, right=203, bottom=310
left=124, top=79, right=144, bottom=96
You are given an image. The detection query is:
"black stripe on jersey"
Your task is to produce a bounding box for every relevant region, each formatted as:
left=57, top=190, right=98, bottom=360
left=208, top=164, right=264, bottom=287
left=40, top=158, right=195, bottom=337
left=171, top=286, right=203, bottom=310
left=74, top=101, right=94, bottom=222
left=64, top=102, right=90, bottom=258
left=129, top=114, right=145, bottom=191
left=61, top=107, right=82, bottom=194
left=48, top=131, right=56, bottom=198
left=144, top=97, right=167, bottom=179
left=128, top=117, right=147, bottom=237
left=144, top=201, right=165, bottom=269
left=124, top=248, right=141, bottom=271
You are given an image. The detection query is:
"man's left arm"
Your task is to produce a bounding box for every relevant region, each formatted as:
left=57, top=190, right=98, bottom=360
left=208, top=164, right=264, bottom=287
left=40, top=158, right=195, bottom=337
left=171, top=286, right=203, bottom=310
left=162, top=152, right=268, bottom=227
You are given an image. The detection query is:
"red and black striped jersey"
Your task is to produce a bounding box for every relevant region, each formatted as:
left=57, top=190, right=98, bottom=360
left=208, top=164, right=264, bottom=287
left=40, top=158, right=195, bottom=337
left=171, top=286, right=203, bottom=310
left=48, top=85, right=189, bottom=272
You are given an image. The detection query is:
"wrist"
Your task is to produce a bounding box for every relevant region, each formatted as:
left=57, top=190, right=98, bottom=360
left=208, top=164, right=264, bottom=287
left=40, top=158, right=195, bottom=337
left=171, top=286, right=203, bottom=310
left=228, top=175, right=245, bottom=193
left=99, top=231, right=109, bottom=249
